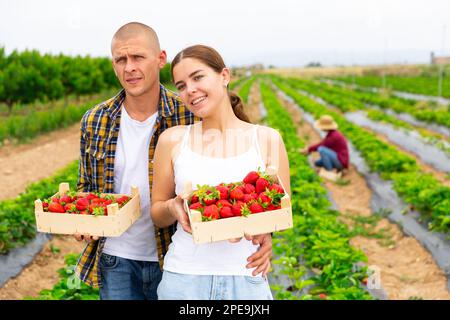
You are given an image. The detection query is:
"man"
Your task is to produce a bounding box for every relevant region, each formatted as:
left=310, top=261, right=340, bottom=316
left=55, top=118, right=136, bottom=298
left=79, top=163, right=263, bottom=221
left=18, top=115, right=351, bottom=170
left=74, top=22, right=272, bottom=300
left=300, top=114, right=349, bottom=173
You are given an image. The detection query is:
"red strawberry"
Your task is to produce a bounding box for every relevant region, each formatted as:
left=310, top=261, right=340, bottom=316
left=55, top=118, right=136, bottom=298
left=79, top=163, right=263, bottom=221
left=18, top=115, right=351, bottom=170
left=319, top=293, right=327, bottom=299
left=64, top=203, right=77, bottom=213
left=76, top=198, right=90, bottom=211
left=219, top=206, right=234, bottom=219
left=189, top=202, right=204, bottom=211
left=231, top=201, right=245, bottom=216
left=249, top=202, right=264, bottom=214
left=270, top=183, right=284, bottom=194
left=243, top=171, right=260, bottom=185
left=243, top=193, right=258, bottom=203
left=51, top=197, right=60, bottom=204
left=86, top=193, right=99, bottom=201
left=255, top=177, right=270, bottom=194
left=230, top=187, right=244, bottom=201
left=216, top=185, right=229, bottom=200
left=60, top=194, right=72, bottom=205
left=190, top=194, right=199, bottom=204
left=48, top=202, right=65, bottom=213
left=244, top=183, right=256, bottom=194
left=42, top=202, right=49, bottom=210
left=79, top=210, right=89, bottom=215
left=217, top=199, right=232, bottom=208
left=91, top=197, right=106, bottom=205
left=258, top=193, right=271, bottom=205
left=117, top=196, right=131, bottom=206
left=203, top=204, right=219, bottom=220
left=266, top=204, right=281, bottom=211
left=197, top=185, right=220, bottom=205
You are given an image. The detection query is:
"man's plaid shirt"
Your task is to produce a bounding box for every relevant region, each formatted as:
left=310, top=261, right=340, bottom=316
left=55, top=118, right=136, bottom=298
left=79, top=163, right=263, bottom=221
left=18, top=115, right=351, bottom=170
left=75, top=84, right=197, bottom=288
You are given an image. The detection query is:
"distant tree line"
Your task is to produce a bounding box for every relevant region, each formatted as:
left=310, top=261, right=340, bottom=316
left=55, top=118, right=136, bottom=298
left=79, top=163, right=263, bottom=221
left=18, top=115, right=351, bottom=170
left=0, top=47, right=172, bottom=114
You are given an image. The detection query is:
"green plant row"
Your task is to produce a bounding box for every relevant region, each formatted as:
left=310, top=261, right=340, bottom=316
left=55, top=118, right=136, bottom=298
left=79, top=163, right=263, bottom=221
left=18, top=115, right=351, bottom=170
left=271, top=76, right=450, bottom=233
left=334, top=74, right=450, bottom=99
left=25, top=253, right=99, bottom=300
left=277, top=77, right=450, bottom=156
left=0, top=161, right=79, bottom=254
left=237, top=76, right=256, bottom=104
left=317, top=78, right=450, bottom=128
left=260, top=81, right=371, bottom=300
left=0, top=91, right=120, bottom=144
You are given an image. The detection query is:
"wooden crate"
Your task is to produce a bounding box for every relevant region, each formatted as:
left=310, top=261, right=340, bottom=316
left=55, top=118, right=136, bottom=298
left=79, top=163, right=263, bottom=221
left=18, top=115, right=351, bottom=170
left=34, top=183, right=141, bottom=237
left=183, top=169, right=293, bottom=244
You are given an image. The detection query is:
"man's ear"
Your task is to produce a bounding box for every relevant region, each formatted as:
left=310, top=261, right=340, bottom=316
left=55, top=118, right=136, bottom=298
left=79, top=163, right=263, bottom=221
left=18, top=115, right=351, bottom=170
left=159, top=50, right=168, bottom=69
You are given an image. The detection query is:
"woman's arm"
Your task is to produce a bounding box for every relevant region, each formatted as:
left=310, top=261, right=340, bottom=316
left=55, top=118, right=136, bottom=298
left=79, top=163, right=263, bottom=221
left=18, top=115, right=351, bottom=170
left=151, top=128, right=191, bottom=232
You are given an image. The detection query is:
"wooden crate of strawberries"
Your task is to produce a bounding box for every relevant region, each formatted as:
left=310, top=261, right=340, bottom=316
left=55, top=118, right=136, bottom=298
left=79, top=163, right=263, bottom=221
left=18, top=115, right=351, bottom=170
left=183, top=167, right=293, bottom=244
left=34, top=183, right=141, bottom=237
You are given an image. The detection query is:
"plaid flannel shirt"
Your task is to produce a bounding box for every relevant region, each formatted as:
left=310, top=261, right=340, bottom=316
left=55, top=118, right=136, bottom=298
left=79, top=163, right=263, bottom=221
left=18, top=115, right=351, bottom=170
left=75, top=84, right=197, bottom=288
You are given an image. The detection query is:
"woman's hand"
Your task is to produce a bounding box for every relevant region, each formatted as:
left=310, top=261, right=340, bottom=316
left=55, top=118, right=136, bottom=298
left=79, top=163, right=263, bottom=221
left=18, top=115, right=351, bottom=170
left=167, top=194, right=192, bottom=233
left=245, top=233, right=273, bottom=276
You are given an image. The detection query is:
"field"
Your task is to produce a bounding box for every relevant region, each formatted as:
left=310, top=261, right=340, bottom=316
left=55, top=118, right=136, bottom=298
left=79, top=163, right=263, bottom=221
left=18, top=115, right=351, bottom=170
left=1, top=50, right=450, bottom=300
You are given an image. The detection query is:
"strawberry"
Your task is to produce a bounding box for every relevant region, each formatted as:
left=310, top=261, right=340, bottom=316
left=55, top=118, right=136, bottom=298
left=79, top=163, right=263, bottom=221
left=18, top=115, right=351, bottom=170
left=249, top=202, right=264, bottom=214
left=231, top=201, right=245, bottom=216
left=190, top=194, right=199, bottom=204
left=86, top=193, right=99, bottom=201
left=51, top=197, right=60, bottom=204
left=270, top=183, right=284, bottom=194
left=64, top=203, right=77, bottom=213
left=216, top=185, right=229, bottom=200
left=243, top=193, right=258, bottom=203
left=189, top=202, right=204, bottom=211
left=244, top=183, right=256, bottom=194
left=76, top=198, right=90, bottom=211
left=203, top=204, right=219, bottom=220
left=229, top=187, right=244, bottom=201
left=219, top=206, right=234, bottom=219
left=59, top=194, right=72, bottom=205
left=255, top=177, right=270, bottom=194
left=117, top=196, right=131, bottom=206
left=243, top=171, right=260, bottom=185
left=89, top=203, right=104, bottom=214
left=258, top=193, right=271, bottom=206
left=91, top=198, right=107, bottom=205
left=79, top=210, right=89, bottom=215
left=266, top=204, right=281, bottom=211
left=264, top=189, right=284, bottom=206
left=217, top=199, right=232, bottom=208
left=48, top=202, right=65, bottom=213
left=196, top=185, right=220, bottom=205
left=319, top=293, right=327, bottom=299
left=42, top=201, right=49, bottom=210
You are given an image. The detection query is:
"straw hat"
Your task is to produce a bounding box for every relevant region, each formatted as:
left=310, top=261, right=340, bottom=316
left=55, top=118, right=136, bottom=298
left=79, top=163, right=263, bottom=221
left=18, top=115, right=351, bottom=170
left=314, top=115, right=338, bottom=130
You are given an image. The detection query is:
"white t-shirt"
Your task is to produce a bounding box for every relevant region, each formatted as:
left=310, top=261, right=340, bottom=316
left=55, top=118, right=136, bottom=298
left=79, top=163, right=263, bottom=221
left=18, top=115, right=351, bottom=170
left=103, top=105, right=158, bottom=262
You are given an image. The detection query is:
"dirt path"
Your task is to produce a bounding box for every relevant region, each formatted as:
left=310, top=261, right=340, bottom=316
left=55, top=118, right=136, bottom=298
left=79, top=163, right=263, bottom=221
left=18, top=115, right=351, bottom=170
left=276, top=90, right=450, bottom=300
left=367, top=129, right=450, bottom=187
left=0, top=123, right=81, bottom=201
left=246, top=81, right=262, bottom=123
left=0, top=235, right=86, bottom=300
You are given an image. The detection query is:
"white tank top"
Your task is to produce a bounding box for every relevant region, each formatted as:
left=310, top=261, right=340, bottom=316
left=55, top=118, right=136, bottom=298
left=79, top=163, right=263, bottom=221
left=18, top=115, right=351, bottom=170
left=163, top=124, right=266, bottom=276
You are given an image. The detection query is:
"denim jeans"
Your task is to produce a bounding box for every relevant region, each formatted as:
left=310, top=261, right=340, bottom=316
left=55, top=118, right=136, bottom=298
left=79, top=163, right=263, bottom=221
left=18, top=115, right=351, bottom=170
left=99, top=253, right=162, bottom=300
left=314, top=146, right=343, bottom=171
left=157, top=270, right=273, bottom=300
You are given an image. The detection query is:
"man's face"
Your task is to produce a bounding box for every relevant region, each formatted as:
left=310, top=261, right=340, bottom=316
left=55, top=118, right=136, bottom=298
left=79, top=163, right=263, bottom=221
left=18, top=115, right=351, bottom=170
left=111, top=34, right=166, bottom=97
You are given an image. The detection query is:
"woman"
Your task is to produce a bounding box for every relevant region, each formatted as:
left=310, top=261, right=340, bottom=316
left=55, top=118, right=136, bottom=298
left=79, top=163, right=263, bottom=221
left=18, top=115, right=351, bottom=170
left=151, top=45, right=290, bottom=300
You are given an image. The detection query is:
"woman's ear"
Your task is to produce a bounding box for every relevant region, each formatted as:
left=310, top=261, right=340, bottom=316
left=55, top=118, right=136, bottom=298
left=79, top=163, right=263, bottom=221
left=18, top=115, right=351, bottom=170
left=221, top=67, right=231, bottom=87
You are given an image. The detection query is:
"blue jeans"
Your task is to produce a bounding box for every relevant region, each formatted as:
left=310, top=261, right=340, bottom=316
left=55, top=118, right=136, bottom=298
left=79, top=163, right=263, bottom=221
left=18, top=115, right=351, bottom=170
left=157, top=270, right=273, bottom=300
left=314, top=146, right=343, bottom=171
left=99, top=253, right=162, bottom=300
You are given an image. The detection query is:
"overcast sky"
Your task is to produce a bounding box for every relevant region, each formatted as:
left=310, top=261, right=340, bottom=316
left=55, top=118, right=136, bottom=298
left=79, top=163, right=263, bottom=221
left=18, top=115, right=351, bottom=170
left=1, top=0, right=449, bottom=67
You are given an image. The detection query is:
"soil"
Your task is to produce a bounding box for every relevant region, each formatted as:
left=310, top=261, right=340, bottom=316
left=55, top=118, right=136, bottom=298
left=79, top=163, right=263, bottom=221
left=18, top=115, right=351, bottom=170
left=246, top=81, right=263, bottom=123
left=0, top=123, right=81, bottom=201
left=277, top=91, right=450, bottom=300
left=0, top=235, right=85, bottom=300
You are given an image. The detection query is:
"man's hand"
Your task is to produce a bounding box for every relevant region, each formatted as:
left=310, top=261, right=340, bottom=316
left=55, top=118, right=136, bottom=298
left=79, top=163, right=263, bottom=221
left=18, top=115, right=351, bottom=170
left=74, top=233, right=99, bottom=243
left=245, top=233, right=272, bottom=276
left=299, top=147, right=309, bottom=155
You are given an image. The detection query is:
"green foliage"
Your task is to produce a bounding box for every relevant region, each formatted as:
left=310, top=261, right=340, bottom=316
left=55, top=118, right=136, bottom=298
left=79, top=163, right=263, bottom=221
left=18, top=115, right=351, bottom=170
left=259, top=81, right=372, bottom=300
left=0, top=161, right=79, bottom=254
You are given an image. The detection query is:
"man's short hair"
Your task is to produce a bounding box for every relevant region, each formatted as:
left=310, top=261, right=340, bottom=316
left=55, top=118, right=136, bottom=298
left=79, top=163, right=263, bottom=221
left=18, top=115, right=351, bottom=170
left=111, top=22, right=161, bottom=53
